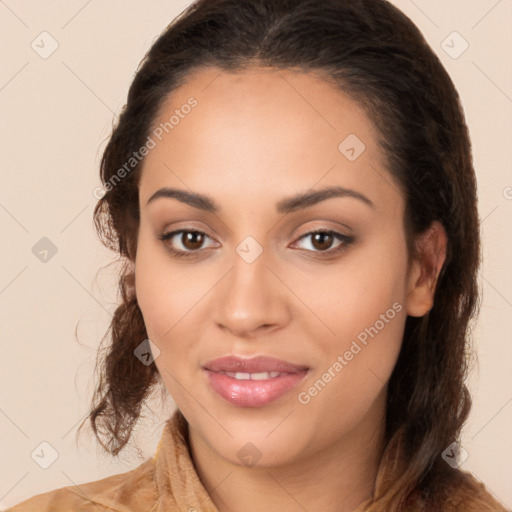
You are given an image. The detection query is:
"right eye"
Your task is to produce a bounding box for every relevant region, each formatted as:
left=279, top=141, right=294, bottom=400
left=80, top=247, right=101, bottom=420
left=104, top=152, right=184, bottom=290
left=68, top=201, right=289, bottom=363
left=157, top=229, right=218, bottom=258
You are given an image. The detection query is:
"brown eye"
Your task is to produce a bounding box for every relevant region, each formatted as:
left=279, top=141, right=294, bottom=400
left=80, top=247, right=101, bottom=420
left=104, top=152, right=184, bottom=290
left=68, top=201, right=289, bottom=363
left=310, top=231, right=335, bottom=251
left=158, top=229, right=217, bottom=257
left=180, top=231, right=205, bottom=250
left=292, top=230, right=354, bottom=256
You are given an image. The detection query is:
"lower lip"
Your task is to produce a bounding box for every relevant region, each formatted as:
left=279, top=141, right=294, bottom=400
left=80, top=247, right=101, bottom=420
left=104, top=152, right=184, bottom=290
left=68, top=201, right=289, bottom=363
left=204, top=370, right=309, bottom=407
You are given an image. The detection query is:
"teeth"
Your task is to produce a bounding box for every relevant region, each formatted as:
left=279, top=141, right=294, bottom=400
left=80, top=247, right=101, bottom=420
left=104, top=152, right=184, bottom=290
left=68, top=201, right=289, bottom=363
left=224, top=371, right=283, bottom=380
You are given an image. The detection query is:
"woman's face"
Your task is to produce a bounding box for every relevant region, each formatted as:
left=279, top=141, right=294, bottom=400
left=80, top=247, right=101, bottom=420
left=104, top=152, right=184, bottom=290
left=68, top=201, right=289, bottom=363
left=135, top=66, right=420, bottom=467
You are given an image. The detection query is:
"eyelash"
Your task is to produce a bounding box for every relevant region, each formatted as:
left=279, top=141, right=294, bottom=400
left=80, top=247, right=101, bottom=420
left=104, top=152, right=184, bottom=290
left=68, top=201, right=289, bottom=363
left=156, top=229, right=354, bottom=260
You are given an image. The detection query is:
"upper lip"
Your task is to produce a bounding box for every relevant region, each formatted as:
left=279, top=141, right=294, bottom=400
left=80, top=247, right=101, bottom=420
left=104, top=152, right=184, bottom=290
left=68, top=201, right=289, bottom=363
left=203, top=355, right=309, bottom=374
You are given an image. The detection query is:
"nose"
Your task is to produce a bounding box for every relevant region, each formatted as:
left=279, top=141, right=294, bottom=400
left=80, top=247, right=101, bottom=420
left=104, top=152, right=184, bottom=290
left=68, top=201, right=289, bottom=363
left=213, top=251, right=290, bottom=339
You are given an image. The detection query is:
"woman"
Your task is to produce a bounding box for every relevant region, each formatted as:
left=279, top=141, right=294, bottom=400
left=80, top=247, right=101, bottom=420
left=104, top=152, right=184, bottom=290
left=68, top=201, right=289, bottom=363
left=8, top=0, right=508, bottom=510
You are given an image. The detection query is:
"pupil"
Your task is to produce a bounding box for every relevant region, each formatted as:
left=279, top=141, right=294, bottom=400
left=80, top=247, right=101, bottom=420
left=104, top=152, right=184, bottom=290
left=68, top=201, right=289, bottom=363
left=184, top=232, right=203, bottom=250
left=313, top=232, right=332, bottom=250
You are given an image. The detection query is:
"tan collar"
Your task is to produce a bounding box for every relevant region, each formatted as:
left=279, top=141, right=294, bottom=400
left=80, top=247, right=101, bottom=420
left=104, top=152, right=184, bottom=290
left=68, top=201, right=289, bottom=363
left=152, top=409, right=220, bottom=512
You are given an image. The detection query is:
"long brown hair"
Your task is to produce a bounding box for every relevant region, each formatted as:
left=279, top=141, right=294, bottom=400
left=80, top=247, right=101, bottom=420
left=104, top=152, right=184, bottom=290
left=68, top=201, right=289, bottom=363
left=79, top=0, right=480, bottom=508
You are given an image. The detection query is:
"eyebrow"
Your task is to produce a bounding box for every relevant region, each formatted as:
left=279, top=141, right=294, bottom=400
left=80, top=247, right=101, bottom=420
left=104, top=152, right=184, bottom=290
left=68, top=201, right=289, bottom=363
left=145, top=185, right=375, bottom=213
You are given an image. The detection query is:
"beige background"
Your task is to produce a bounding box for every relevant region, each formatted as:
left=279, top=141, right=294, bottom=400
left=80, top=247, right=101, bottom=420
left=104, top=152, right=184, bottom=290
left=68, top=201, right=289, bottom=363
left=0, top=0, right=511, bottom=509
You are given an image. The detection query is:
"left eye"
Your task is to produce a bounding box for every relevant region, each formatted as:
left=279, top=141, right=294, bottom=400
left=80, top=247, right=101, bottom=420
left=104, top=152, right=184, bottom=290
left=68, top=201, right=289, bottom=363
left=292, top=230, right=353, bottom=254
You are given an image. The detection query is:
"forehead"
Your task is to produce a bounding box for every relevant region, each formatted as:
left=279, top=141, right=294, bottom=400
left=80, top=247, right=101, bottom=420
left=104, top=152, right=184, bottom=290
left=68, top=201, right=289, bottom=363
left=138, top=66, right=401, bottom=214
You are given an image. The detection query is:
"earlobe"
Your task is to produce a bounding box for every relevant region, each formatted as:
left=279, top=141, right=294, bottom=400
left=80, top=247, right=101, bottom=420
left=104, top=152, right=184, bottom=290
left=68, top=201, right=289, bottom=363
left=405, top=221, right=448, bottom=317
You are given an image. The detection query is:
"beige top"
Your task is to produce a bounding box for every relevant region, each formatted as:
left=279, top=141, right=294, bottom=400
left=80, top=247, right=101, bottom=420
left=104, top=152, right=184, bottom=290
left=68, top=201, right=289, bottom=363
left=7, top=410, right=508, bottom=511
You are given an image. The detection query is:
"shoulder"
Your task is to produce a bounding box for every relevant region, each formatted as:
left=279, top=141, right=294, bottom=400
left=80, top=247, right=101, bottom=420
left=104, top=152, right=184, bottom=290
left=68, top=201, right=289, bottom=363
left=6, top=457, right=157, bottom=512
left=435, top=470, right=509, bottom=512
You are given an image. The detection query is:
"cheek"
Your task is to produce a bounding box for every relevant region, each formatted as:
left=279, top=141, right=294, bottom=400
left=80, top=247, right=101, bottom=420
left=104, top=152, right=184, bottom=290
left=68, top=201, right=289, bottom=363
left=134, top=234, right=215, bottom=386
left=302, top=231, right=408, bottom=346
left=295, top=232, right=408, bottom=406
left=135, top=229, right=196, bottom=333
left=135, top=235, right=182, bottom=350
left=134, top=249, right=194, bottom=403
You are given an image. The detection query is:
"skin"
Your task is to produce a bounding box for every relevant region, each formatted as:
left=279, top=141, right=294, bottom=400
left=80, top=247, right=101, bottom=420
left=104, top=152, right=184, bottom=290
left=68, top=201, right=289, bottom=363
left=134, top=66, right=447, bottom=512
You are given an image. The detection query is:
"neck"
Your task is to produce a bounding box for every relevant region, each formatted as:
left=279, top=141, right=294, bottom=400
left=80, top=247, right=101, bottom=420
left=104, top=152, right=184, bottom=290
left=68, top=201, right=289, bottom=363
left=188, top=399, right=386, bottom=512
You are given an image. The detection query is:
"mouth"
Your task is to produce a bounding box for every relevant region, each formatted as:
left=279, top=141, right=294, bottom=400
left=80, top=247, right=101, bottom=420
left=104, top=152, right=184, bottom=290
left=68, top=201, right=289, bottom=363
left=203, top=355, right=310, bottom=408
left=220, top=371, right=287, bottom=380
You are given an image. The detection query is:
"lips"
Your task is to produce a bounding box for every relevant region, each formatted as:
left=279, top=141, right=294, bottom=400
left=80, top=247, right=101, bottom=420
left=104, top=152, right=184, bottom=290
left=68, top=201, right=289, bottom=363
left=203, top=355, right=309, bottom=408
left=204, top=355, right=309, bottom=374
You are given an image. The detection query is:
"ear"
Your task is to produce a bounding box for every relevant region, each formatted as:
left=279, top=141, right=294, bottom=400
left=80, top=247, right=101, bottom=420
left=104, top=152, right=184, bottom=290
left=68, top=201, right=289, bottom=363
left=405, top=221, right=448, bottom=317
